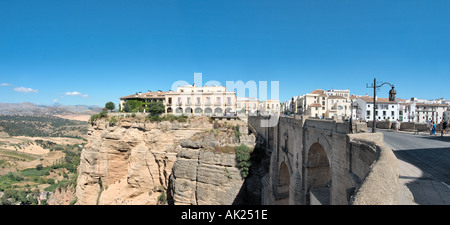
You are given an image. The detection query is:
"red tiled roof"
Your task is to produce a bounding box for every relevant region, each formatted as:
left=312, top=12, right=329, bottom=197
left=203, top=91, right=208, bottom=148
left=359, top=96, right=397, bottom=103
left=120, top=91, right=167, bottom=100
left=310, top=89, right=325, bottom=94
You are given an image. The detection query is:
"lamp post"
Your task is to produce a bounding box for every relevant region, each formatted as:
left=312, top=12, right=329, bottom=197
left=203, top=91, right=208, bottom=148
left=366, top=78, right=396, bottom=133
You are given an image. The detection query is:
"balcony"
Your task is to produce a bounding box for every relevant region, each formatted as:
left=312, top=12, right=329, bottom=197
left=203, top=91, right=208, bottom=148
left=205, top=102, right=211, bottom=106
left=214, top=102, right=222, bottom=106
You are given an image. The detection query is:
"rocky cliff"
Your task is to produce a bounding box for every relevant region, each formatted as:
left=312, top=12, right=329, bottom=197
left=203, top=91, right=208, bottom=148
left=75, top=116, right=255, bottom=205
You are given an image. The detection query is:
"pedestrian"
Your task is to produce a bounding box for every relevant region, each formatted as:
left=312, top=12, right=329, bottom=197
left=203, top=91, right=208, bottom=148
left=396, top=119, right=401, bottom=132
left=429, top=120, right=434, bottom=135
left=442, top=120, right=448, bottom=137
left=426, top=118, right=431, bottom=133
left=432, top=121, right=436, bottom=135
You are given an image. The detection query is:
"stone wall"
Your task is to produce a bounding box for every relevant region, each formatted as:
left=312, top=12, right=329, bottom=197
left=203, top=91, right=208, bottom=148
left=249, top=116, right=398, bottom=205
left=349, top=134, right=398, bottom=204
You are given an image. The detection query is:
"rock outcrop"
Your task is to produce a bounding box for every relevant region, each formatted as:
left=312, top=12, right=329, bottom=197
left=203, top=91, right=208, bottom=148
left=168, top=126, right=256, bottom=205
left=75, top=116, right=255, bottom=205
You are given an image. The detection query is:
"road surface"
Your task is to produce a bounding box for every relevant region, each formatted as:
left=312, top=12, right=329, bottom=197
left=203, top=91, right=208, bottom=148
left=380, top=130, right=450, bottom=205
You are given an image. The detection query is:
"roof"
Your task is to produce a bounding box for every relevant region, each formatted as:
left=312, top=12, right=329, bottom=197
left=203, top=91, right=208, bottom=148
left=310, top=89, right=325, bottom=95
left=120, top=91, right=167, bottom=100
left=359, top=96, right=397, bottom=104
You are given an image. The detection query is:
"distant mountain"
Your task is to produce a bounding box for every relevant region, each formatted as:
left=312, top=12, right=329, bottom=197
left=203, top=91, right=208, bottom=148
left=0, top=102, right=103, bottom=121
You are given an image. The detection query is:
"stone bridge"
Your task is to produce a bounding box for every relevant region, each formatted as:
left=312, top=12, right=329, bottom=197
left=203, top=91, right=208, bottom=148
left=248, top=116, right=398, bottom=205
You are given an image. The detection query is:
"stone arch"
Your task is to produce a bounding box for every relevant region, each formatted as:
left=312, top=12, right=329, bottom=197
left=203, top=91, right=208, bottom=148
left=204, top=107, right=212, bottom=116
left=194, top=107, right=202, bottom=115
left=225, top=107, right=233, bottom=115
left=175, top=107, right=183, bottom=115
left=166, top=107, right=173, bottom=113
left=185, top=107, right=193, bottom=115
left=306, top=142, right=331, bottom=205
left=214, top=107, right=223, bottom=116
left=275, top=161, right=290, bottom=205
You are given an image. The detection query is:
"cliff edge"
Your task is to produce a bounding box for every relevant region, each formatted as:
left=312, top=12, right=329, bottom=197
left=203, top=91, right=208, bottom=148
left=75, top=116, right=255, bottom=205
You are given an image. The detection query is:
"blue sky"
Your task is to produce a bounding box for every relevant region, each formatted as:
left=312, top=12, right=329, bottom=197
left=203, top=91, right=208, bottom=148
left=1, top=0, right=449, bottom=106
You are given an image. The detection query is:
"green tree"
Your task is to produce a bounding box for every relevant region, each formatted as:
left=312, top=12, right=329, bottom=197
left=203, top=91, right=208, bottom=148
left=105, top=101, right=116, bottom=112
left=235, top=144, right=252, bottom=178
left=126, top=100, right=143, bottom=112
left=148, top=101, right=165, bottom=115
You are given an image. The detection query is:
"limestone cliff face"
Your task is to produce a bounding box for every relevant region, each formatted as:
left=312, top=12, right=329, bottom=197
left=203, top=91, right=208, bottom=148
left=168, top=128, right=255, bottom=205
left=76, top=117, right=255, bottom=205
left=75, top=117, right=212, bottom=205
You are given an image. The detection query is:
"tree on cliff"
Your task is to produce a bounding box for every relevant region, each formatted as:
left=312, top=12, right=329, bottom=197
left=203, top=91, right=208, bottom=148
left=148, top=101, right=165, bottom=115
left=105, top=101, right=116, bottom=112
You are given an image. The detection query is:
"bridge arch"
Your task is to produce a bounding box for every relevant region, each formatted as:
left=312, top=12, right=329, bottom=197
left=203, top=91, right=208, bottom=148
left=275, top=161, right=290, bottom=205
left=306, top=142, right=331, bottom=205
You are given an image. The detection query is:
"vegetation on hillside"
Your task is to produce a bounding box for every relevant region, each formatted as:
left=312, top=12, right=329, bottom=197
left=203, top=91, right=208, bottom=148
left=0, top=140, right=83, bottom=205
left=235, top=144, right=252, bottom=178
left=0, top=115, right=87, bottom=138
left=147, top=114, right=188, bottom=123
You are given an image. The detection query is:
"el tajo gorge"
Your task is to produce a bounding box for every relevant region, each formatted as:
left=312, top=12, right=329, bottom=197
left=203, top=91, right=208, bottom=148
left=248, top=115, right=398, bottom=205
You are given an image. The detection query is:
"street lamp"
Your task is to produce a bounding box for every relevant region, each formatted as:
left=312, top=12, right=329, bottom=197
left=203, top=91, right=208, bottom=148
left=366, top=78, right=396, bottom=133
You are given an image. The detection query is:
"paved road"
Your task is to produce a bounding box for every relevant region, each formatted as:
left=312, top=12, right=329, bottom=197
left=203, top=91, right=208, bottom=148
left=380, top=130, right=450, bottom=205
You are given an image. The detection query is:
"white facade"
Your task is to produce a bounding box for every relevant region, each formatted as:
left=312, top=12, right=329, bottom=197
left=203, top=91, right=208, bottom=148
left=237, top=97, right=259, bottom=115
left=355, top=96, right=399, bottom=122
left=165, top=84, right=236, bottom=116
left=294, top=89, right=351, bottom=120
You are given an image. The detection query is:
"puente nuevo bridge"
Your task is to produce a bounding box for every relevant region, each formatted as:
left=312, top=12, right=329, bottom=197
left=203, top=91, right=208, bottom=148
left=248, top=116, right=398, bottom=205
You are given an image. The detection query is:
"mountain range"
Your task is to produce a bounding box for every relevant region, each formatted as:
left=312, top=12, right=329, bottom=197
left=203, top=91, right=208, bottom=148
left=0, top=102, right=103, bottom=121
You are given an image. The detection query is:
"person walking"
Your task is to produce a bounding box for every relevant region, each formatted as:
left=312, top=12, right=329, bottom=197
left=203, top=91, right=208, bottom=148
left=431, top=121, right=437, bottom=135
left=442, top=120, right=448, bottom=137
left=396, top=119, right=401, bottom=132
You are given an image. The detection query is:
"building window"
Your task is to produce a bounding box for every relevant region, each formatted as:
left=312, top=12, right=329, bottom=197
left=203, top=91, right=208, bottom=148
left=216, top=97, right=221, bottom=105
left=391, top=111, right=395, bottom=116
left=367, top=110, right=371, bottom=116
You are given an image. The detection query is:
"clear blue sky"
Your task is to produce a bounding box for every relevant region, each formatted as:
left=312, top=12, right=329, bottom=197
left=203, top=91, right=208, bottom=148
left=1, top=0, right=449, bottom=106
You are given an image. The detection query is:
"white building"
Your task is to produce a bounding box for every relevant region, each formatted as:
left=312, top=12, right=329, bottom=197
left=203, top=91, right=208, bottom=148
left=259, top=99, right=281, bottom=115
left=119, top=84, right=237, bottom=116
left=355, top=96, right=399, bottom=122
left=165, top=84, right=236, bottom=116
left=294, top=89, right=351, bottom=120
left=236, top=97, right=259, bottom=115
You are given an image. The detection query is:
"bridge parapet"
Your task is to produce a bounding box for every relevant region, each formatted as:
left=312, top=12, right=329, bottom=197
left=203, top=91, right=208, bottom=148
left=248, top=115, right=398, bottom=205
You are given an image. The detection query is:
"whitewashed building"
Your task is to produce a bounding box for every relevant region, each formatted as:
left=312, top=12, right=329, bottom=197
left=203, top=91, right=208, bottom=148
left=355, top=96, right=399, bottom=122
